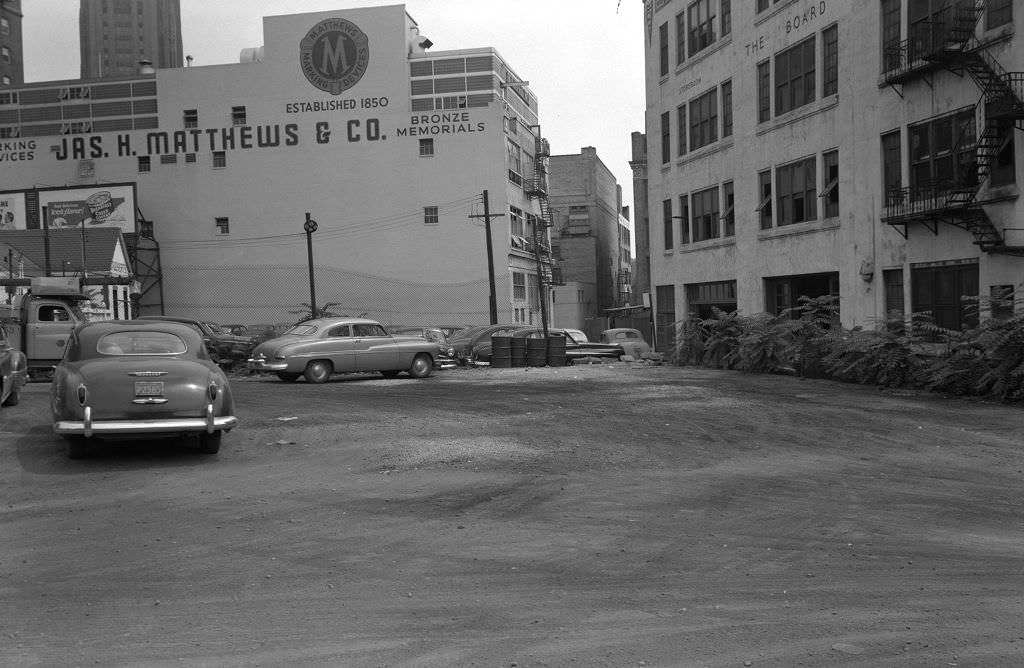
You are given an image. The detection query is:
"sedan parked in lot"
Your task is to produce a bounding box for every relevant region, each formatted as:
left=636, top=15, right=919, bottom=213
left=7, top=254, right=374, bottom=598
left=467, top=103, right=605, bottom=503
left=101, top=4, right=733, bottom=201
left=469, top=327, right=625, bottom=364
left=51, top=320, right=238, bottom=459
left=137, top=315, right=257, bottom=367
left=1, top=323, right=27, bottom=408
left=247, top=317, right=440, bottom=382
left=600, top=328, right=652, bottom=358
left=449, top=323, right=524, bottom=365
left=389, top=326, right=458, bottom=369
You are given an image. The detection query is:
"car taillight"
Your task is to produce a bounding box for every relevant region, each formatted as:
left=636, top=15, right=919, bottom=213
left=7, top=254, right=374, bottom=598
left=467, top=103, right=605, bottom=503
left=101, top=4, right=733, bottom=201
left=76, top=383, right=88, bottom=406
left=207, top=380, right=219, bottom=402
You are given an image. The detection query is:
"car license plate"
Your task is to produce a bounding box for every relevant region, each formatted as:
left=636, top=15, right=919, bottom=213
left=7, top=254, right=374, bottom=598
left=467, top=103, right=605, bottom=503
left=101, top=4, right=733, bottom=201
left=134, top=381, right=164, bottom=397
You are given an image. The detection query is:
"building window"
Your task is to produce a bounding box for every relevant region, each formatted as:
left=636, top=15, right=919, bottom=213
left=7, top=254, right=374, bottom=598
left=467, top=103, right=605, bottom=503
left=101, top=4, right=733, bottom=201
left=911, top=262, right=979, bottom=333
left=756, top=0, right=785, bottom=12
left=160, top=154, right=177, bottom=164
left=821, top=150, right=839, bottom=218
left=990, top=285, right=1015, bottom=320
left=213, top=151, right=226, bottom=168
left=183, top=109, right=198, bottom=128
left=507, top=139, right=523, bottom=184
left=777, top=157, right=817, bottom=225
left=1, top=76, right=9, bottom=86
left=215, top=217, right=229, bottom=234
left=689, top=88, right=718, bottom=150
left=662, top=199, right=674, bottom=250
left=721, top=80, right=733, bottom=138
left=678, top=194, right=690, bottom=244
left=231, top=106, right=246, bottom=126
left=687, top=0, right=716, bottom=57
left=881, top=130, right=903, bottom=204
left=686, top=280, right=737, bottom=319
left=909, top=109, right=975, bottom=199
left=881, top=0, right=902, bottom=73
left=659, top=22, right=669, bottom=77
left=676, top=104, right=687, bottom=156
left=883, top=269, right=905, bottom=330
left=990, top=117, right=1016, bottom=188
left=655, top=284, right=676, bottom=351
left=757, top=60, right=771, bottom=123
left=675, top=12, right=686, bottom=66
left=758, top=169, right=773, bottom=229
left=721, top=0, right=731, bottom=36
left=722, top=181, right=734, bottom=237
left=512, top=272, right=527, bottom=301
left=419, top=138, right=434, bottom=156
left=424, top=206, right=439, bottom=225
left=0, top=18, right=9, bottom=35
left=660, top=111, right=671, bottom=164
left=775, top=36, right=815, bottom=115
left=692, top=186, right=720, bottom=242
left=138, top=155, right=150, bottom=172
left=987, top=0, right=1012, bottom=29
left=822, top=25, right=838, bottom=97
left=510, top=206, right=524, bottom=236
left=0, top=47, right=10, bottom=64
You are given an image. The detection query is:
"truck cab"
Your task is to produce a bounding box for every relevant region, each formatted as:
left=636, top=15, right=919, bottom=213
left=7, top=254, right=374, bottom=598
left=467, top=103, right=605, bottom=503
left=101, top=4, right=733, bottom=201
left=2, top=278, right=89, bottom=379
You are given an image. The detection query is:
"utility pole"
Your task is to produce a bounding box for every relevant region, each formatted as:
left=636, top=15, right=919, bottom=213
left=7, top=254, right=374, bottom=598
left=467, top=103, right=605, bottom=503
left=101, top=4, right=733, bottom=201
left=468, top=190, right=502, bottom=324
left=303, top=212, right=318, bottom=318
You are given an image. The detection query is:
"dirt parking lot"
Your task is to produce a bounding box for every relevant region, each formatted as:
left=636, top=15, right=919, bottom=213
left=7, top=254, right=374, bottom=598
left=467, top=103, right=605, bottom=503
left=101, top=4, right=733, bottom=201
left=2, top=363, right=1023, bottom=667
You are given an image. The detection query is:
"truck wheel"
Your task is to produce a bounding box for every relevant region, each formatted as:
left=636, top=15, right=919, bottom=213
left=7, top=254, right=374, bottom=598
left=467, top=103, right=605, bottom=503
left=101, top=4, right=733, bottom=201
left=1, top=387, right=18, bottom=407
left=408, top=354, right=433, bottom=378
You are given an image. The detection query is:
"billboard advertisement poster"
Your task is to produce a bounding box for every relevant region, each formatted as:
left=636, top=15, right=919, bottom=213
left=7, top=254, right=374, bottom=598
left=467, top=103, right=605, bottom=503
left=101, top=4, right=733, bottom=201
left=37, top=184, right=137, bottom=233
left=0, top=191, right=28, bottom=230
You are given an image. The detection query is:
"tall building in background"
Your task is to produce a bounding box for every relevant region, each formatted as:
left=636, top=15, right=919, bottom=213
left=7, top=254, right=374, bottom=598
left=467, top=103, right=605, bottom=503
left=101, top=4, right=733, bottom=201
left=79, top=0, right=183, bottom=78
left=0, top=0, right=24, bottom=86
left=548, top=147, right=633, bottom=339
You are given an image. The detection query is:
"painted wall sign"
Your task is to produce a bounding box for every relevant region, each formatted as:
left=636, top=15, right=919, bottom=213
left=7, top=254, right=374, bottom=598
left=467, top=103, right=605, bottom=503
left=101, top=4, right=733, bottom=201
left=299, top=18, right=370, bottom=95
left=0, top=139, right=36, bottom=162
left=37, top=184, right=137, bottom=233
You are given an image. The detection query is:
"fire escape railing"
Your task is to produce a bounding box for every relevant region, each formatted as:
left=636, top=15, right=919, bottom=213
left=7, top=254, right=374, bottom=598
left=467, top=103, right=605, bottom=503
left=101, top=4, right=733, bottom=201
left=880, top=1, right=1024, bottom=255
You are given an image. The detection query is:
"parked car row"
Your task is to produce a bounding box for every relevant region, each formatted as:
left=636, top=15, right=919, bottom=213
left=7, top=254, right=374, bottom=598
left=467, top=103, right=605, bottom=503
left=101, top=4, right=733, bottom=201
left=446, top=324, right=651, bottom=366
left=31, top=313, right=650, bottom=460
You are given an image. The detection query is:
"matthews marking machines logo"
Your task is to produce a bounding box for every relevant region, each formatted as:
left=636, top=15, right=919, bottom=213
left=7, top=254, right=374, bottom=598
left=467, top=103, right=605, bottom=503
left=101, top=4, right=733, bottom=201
left=299, top=18, right=370, bottom=95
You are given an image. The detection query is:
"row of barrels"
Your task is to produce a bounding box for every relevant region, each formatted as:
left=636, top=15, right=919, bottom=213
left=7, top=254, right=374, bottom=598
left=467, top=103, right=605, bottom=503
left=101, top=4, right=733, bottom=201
left=490, top=335, right=567, bottom=368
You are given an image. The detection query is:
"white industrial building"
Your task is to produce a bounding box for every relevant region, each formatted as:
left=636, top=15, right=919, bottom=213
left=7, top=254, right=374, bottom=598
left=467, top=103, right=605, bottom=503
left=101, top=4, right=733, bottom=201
left=643, top=0, right=1021, bottom=348
left=0, top=4, right=557, bottom=329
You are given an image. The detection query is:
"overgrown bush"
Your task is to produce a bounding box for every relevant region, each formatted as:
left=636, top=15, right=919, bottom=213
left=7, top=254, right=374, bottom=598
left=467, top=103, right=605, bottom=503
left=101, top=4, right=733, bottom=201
left=669, top=294, right=1024, bottom=403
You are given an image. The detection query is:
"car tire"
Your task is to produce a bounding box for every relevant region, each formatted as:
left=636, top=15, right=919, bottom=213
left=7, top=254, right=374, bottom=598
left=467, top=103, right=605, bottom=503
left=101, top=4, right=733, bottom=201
left=197, top=431, right=222, bottom=454
left=1, top=387, right=18, bottom=407
left=408, top=354, right=433, bottom=379
left=277, top=372, right=301, bottom=383
left=66, top=436, right=89, bottom=460
left=304, top=360, right=332, bottom=384
left=380, top=370, right=400, bottom=378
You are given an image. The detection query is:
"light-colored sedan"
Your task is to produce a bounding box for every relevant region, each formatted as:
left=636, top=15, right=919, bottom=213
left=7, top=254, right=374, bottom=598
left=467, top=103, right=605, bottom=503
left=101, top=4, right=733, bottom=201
left=599, top=328, right=652, bottom=358
left=247, top=317, right=440, bottom=382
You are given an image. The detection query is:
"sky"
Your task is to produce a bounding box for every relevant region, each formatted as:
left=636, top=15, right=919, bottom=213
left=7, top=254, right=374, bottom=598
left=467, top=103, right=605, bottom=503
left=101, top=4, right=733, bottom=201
left=21, top=0, right=648, bottom=220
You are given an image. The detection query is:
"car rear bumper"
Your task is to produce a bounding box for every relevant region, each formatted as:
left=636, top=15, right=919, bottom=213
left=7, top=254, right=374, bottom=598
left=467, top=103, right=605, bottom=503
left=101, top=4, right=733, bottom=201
left=54, top=405, right=237, bottom=438
left=247, top=359, right=289, bottom=372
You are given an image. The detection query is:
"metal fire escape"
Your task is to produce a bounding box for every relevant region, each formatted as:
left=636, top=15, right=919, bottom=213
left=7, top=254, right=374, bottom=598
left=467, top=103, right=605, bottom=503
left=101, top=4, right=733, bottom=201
left=524, top=130, right=564, bottom=287
left=880, top=1, right=1024, bottom=255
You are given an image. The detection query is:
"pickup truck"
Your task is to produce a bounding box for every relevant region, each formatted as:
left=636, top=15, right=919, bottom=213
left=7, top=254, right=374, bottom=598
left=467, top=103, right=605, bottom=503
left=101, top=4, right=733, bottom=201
left=0, top=277, right=89, bottom=380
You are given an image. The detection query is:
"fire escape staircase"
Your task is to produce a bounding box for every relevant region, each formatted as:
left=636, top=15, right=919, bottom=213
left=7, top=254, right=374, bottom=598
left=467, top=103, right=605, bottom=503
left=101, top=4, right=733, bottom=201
left=881, top=1, right=1024, bottom=256
left=524, top=135, right=563, bottom=285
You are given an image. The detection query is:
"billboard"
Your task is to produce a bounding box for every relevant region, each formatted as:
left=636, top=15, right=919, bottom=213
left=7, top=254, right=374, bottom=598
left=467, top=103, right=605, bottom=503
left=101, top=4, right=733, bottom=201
left=37, top=183, right=137, bottom=233
left=0, top=191, right=28, bottom=230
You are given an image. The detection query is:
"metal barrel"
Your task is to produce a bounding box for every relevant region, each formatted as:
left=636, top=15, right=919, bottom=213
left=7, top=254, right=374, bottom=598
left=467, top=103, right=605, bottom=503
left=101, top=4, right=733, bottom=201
left=490, top=336, right=512, bottom=368
left=525, top=337, right=547, bottom=366
left=510, top=336, right=527, bottom=367
left=546, top=334, right=567, bottom=367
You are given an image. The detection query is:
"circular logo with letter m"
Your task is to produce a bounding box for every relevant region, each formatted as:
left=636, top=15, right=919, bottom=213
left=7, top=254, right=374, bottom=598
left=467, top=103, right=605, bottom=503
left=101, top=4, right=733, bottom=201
left=299, top=18, right=370, bottom=95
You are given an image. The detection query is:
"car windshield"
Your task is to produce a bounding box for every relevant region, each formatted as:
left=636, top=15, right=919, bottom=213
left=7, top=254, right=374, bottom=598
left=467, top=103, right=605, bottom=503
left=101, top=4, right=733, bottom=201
left=97, top=331, right=188, bottom=355
left=204, top=322, right=225, bottom=334
left=283, top=324, right=317, bottom=336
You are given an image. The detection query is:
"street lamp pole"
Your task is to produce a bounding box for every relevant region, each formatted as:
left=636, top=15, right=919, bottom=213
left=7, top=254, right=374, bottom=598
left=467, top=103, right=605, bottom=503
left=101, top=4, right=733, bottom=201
left=304, top=212, right=318, bottom=318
